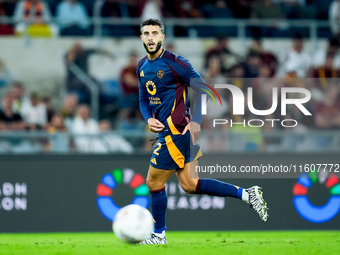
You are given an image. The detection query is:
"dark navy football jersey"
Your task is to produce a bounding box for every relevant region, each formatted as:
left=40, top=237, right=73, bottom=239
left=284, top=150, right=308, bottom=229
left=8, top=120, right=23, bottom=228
left=137, top=49, right=205, bottom=134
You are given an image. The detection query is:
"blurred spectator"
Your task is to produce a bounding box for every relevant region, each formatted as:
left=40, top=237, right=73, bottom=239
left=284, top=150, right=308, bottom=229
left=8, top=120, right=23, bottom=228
left=303, top=0, right=317, bottom=19
left=244, top=52, right=262, bottom=78
left=253, top=66, right=281, bottom=100
left=13, top=0, right=53, bottom=35
left=248, top=38, right=278, bottom=76
left=200, top=56, right=229, bottom=133
left=0, top=58, right=14, bottom=87
left=99, top=0, right=137, bottom=36
left=0, top=0, right=15, bottom=35
left=45, top=0, right=59, bottom=15
left=0, top=93, right=27, bottom=153
left=47, top=113, right=67, bottom=133
left=56, top=0, right=90, bottom=36
left=20, top=92, right=47, bottom=130
left=71, top=104, right=99, bottom=152
left=205, top=56, right=227, bottom=83
left=278, top=35, right=311, bottom=77
left=282, top=62, right=306, bottom=90
left=208, top=0, right=233, bottom=18
left=101, top=0, right=128, bottom=18
left=0, top=93, right=25, bottom=131
left=204, top=35, right=241, bottom=74
left=60, top=93, right=78, bottom=130
left=64, top=42, right=114, bottom=103
left=174, top=0, right=201, bottom=18
left=79, top=0, right=94, bottom=16
left=97, top=119, right=134, bottom=153
left=311, top=54, right=340, bottom=86
left=119, top=51, right=140, bottom=129
left=207, top=0, right=234, bottom=35
left=329, top=0, right=340, bottom=36
left=273, top=0, right=310, bottom=19
left=10, top=81, right=30, bottom=113
left=313, top=36, right=340, bottom=68
left=140, top=0, right=163, bottom=21
left=47, top=113, right=68, bottom=152
left=71, top=105, right=134, bottom=153
left=0, top=0, right=16, bottom=15
left=251, top=0, right=285, bottom=37
left=314, top=85, right=340, bottom=129
left=42, top=96, right=54, bottom=123
left=251, top=0, right=285, bottom=19
left=228, top=64, right=246, bottom=90
left=226, top=0, right=254, bottom=19
left=14, top=0, right=51, bottom=24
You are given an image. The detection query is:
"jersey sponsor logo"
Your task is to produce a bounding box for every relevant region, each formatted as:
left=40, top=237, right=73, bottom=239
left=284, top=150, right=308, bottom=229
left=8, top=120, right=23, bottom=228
left=151, top=158, right=157, bottom=165
left=140, top=70, right=144, bottom=77
left=146, top=81, right=157, bottom=95
left=157, top=69, right=165, bottom=79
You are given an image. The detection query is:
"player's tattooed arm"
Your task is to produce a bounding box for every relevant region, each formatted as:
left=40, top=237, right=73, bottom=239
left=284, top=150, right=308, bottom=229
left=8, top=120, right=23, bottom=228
left=147, top=118, right=165, bottom=133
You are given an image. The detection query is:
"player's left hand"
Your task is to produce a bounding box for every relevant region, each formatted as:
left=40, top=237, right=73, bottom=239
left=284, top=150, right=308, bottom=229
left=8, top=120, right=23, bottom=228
left=182, top=121, right=200, bottom=145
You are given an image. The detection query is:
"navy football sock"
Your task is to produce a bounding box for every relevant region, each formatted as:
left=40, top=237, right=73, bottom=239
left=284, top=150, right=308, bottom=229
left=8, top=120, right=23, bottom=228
left=196, top=178, right=244, bottom=199
left=150, top=187, right=167, bottom=234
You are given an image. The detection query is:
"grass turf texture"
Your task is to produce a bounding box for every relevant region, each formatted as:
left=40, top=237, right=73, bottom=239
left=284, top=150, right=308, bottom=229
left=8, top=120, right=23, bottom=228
left=0, top=231, right=339, bottom=255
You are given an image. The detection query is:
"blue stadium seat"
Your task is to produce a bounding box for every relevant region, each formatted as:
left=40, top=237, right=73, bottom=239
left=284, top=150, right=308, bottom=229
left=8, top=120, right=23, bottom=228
left=100, top=79, right=121, bottom=104
left=0, top=79, right=7, bottom=89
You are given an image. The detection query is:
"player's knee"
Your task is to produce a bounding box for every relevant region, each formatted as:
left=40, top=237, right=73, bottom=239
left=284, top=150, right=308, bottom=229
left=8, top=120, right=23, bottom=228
left=146, top=177, right=154, bottom=190
left=146, top=176, right=163, bottom=191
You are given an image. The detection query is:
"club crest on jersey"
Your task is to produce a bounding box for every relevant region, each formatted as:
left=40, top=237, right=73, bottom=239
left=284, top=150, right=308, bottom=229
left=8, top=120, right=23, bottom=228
left=146, top=81, right=157, bottom=95
left=157, top=70, right=165, bottom=79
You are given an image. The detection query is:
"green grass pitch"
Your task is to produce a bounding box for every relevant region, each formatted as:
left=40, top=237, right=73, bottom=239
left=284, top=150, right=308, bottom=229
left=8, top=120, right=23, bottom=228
left=0, top=231, right=339, bottom=255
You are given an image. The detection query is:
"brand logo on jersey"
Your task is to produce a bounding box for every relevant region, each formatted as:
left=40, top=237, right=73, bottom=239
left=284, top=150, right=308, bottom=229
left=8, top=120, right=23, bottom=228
left=146, top=81, right=156, bottom=95
left=157, top=70, right=165, bottom=79
left=151, top=158, right=157, bottom=165
left=140, top=70, right=144, bottom=77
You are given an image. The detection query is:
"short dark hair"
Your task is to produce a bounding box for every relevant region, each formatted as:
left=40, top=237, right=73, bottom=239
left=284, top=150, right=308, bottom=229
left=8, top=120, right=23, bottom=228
left=140, top=18, right=165, bottom=34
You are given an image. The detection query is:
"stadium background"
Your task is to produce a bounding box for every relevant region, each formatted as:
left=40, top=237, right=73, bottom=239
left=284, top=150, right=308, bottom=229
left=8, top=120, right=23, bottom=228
left=0, top=0, right=340, bottom=233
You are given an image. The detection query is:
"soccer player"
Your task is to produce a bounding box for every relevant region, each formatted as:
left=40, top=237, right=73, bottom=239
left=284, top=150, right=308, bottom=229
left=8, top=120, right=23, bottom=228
left=137, top=19, right=268, bottom=244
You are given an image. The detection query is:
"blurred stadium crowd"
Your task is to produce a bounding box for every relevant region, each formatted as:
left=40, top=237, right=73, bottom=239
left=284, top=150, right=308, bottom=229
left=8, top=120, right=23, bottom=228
left=0, top=0, right=332, bottom=21
left=0, top=0, right=340, bottom=153
left=0, top=0, right=338, bottom=36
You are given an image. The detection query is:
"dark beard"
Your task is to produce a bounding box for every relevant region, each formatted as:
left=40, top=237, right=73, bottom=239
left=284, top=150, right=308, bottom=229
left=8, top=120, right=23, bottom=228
left=143, top=41, right=162, bottom=55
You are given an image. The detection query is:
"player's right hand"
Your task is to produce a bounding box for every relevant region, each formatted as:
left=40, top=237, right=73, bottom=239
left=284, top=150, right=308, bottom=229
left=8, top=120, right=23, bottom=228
left=147, top=118, right=165, bottom=133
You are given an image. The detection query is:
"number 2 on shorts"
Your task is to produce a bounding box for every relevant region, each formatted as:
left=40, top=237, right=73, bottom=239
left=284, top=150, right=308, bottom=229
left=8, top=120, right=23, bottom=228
left=154, top=142, right=161, bottom=156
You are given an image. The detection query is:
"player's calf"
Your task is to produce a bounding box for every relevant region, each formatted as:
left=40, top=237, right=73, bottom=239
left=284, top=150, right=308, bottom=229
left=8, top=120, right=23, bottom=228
left=179, top=180, right=198, bottom=194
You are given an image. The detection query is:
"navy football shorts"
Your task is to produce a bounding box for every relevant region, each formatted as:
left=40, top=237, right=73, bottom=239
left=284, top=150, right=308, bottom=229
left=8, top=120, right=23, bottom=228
left=149, top=129, right=202, bottom=170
